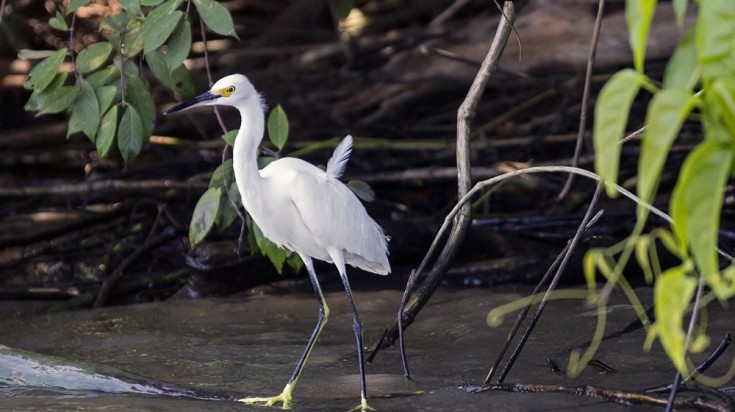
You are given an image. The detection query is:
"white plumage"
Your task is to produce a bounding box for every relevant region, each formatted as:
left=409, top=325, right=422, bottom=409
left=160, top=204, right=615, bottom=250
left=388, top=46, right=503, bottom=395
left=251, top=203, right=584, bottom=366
left=165, top=74, right=389, bottom=411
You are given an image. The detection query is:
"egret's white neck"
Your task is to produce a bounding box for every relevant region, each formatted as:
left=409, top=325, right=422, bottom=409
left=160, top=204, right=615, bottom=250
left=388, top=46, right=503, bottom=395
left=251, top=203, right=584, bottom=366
left=232, top=95, right=265, bottom=202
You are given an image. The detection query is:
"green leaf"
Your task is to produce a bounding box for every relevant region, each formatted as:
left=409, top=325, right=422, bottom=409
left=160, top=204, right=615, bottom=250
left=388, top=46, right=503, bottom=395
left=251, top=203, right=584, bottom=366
left=648, top=265, right=696, bottom=374
left=221, top=129, right=238, bottom=145
left=712, top=78, right=735, bottom=136
left=117, top=0, right=142, bottom=14
left=145, top=50, right=168, bottom=81
left=24, top=48, right=67, bottom=91
left=696, top=1, right=735, bottom=80
left=348, top=180, right=375, bottom=202
left=663, top=29, right=698, bottom=89
left=49, top=11, right=68, bottom=31
left=216, top=185, right=238, bottom=229
left=267, top=104, right=289, bottom=150
left=672, top=0, right=687, bottom=27
left=122, top=19, right=145, bottom=58
left=193, top=0, right=238, bottom=39
left=67, top=0, right=90, bottom=15
left=141, top=0, right=165, bottom=5
left=68, top=79, right=100, bottom=141
left=118, top=105, right=145, bottom=164
left=166, top=18, right=191, bottom=70
left=17, top=49, right=59, bottom=60
left=258, top=156, right=275, bottom=169
left=209, top=159, right=235, bottom=189
left=625, top=0, right=657, bottom=73
left=593, top=69, right=643, bottom=197
left=286, top=253, right=303, bottom=273
left=670, top=140, right=733, bottom=299
left=38, top=86, right=80, bottom=115
left=141, top=2, right=183, bottom=53
left=100, top=12, right=130, bottom=32
left=189, top=187, right=223, bottom=246
left=251, top=219, right=287, bottom=273
left=95, top=85, right=118, bottom=117
left=637, top=88, right=695, bottom=217
left=96, top=105, right=119, bottom=158
left=122, top=59, right=140, bottom=77
left=24, top=72, right=68, bottom=112
left=87, top=66, right=119, bottom=88
left=75, top=42, right=113, bottom=74
left=169, top=64, right=195, bottom=97
left=126, top=76, right=156, bottom=135
left=145, top=50, right=194, bottom=96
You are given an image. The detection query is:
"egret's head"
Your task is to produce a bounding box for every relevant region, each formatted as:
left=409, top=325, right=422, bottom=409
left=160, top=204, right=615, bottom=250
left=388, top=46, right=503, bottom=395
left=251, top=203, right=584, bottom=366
left=165, top=74, right=261, bottom=114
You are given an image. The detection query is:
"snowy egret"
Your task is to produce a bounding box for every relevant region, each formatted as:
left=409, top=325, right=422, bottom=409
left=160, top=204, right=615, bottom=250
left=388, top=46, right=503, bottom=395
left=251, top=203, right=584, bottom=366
left=165, top=74, right=390, bottom=411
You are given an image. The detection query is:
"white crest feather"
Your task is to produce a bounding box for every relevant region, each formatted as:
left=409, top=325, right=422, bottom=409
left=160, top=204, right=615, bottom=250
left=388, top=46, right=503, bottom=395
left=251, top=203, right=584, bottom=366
left=326, top=135, right=353, bottom=179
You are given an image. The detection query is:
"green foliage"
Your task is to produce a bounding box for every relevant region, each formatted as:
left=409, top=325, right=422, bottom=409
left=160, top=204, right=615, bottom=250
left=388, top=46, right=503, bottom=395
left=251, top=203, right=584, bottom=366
left=637, top=87, right=696, bottom=218
left=23, top=48, right=67, bottom=91
left=592, top=69, right=644, bottom=197
left=221, top=129, right=238, bottom=145
left=68, top=79, right=100, bottom=140
left=21, top=0, right=238, bottom=163
left=118, top=105, right=145, bottom=164
left=590, top=1, right=735, bottom=377
left=267, top=104, right=290, bottom=150
left=75, top=42, right=113, bottom=74
left=625, top=0, right=656, bottom=72
left=193, top=0, right=238, bottom=38
left=190, top=187, right=223, bottom=246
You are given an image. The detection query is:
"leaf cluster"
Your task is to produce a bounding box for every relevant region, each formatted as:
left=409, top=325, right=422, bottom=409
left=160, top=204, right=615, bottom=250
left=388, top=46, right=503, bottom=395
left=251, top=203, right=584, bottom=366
left=21, top=0, right=237, bottom=164
left=591, top=0, right=735, bottom=378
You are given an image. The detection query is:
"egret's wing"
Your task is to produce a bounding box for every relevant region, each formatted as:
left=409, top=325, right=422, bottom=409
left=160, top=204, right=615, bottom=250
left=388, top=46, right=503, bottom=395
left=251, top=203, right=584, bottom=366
left=326, top=135, right=353, bottom=179
left=270, top=160, right=389, bottom=274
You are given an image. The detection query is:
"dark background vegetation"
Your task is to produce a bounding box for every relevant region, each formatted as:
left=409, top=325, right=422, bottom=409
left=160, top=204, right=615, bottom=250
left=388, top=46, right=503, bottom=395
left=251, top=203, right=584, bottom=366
left=0, top=0, right=724, bottom=307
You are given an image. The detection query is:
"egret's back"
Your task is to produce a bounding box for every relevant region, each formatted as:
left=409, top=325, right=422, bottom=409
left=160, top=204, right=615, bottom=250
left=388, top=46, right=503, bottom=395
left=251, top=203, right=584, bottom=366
left=259, top=158, right=390, bottom=276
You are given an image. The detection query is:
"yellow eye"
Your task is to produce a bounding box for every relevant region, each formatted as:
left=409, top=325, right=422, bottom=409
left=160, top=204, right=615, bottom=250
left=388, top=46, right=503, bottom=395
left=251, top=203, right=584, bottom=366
left=221, top=86, right=236, bottom=97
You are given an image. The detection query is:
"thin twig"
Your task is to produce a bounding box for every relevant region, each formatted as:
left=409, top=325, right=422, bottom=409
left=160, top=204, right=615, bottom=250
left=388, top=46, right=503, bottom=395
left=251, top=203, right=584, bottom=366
left=496, top=183, right=604, bottom=383
left=484, top=209, right=604, bottom=383
left=558, top=0, right=605, bottom=200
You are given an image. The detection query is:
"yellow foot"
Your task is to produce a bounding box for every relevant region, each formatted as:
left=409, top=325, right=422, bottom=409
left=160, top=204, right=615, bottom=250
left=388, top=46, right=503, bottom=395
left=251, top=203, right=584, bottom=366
left=239, top=383, right=294, bottom=409
left=348, top=397, right=376, bottom=412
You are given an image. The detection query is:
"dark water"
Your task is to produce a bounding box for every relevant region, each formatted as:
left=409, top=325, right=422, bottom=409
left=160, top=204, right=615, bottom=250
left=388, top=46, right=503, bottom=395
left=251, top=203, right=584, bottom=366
left=0, top=286, right=732, bottom=411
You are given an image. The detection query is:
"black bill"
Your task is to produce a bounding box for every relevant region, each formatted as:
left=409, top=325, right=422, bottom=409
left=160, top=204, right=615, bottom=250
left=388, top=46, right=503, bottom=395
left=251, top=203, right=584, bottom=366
left=164, top=90, right=220, bottom=114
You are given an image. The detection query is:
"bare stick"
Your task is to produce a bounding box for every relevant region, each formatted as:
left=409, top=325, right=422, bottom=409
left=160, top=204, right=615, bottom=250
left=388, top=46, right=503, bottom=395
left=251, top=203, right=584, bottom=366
left=94, top=226, right=183, bottom=307
left=466, top=382, right=733, bottom=411
left=370, top=0, right=516, bottom=363
left=558, top=0, right=606, bottom=200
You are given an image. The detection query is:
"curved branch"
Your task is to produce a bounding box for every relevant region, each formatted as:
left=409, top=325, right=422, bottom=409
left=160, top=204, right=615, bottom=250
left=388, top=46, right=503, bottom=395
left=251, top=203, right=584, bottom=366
left=367, top=0, right=517, bottom=363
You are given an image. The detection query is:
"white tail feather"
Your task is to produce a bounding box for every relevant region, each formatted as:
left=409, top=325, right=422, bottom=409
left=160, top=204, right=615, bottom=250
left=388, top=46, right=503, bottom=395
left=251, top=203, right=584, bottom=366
left=326, top=135, right=353, bottom=179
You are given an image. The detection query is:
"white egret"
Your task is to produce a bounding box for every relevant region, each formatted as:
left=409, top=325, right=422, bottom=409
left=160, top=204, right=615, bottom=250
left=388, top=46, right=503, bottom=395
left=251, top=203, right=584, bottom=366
left=165, top=74, right=390, bottom=411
